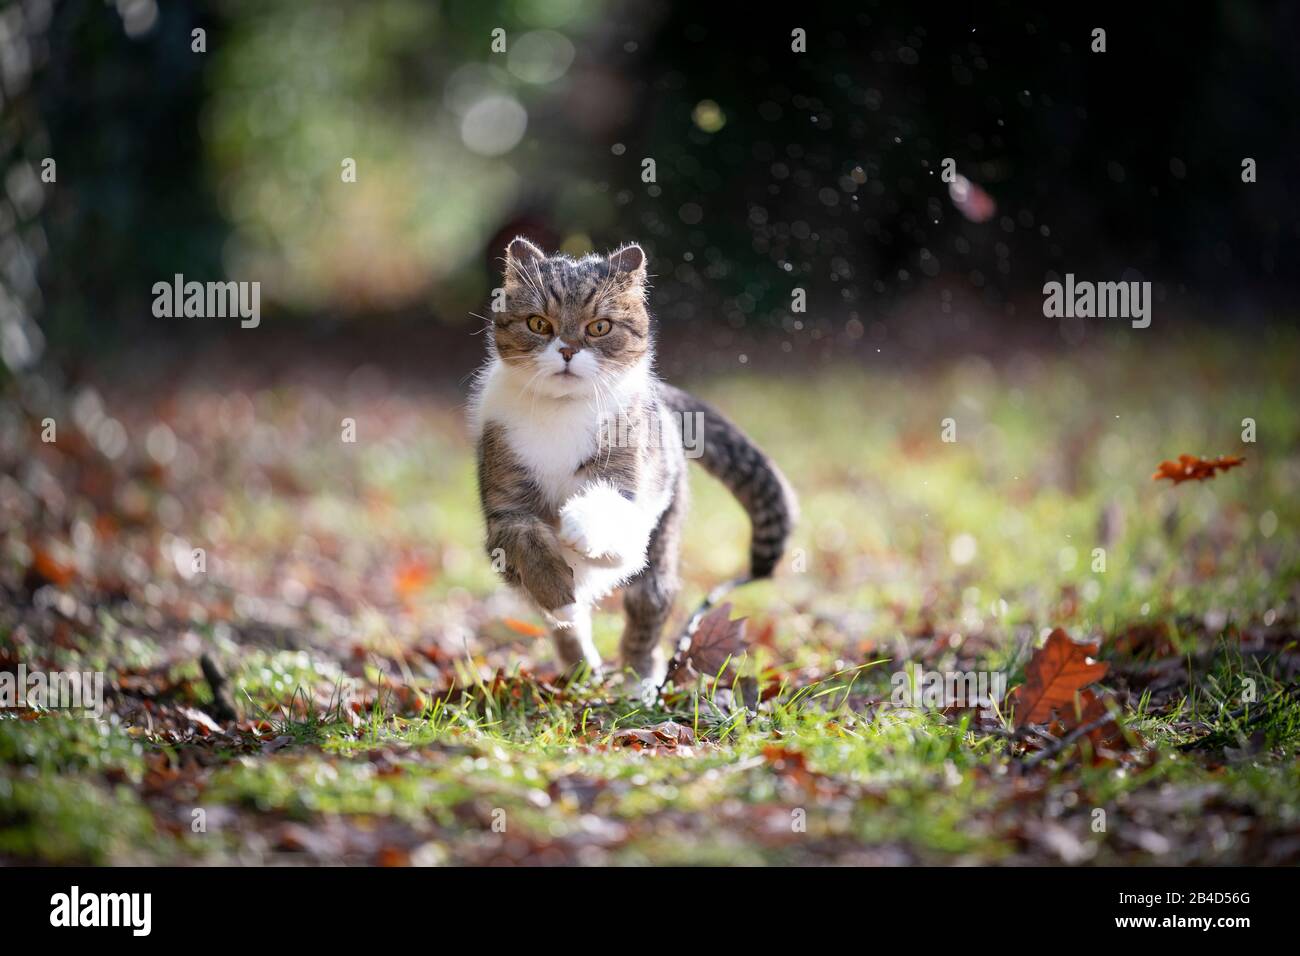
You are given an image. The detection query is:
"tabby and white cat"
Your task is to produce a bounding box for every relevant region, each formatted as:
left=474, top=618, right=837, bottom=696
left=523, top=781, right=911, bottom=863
left=469, top=237, right=797, bottom=683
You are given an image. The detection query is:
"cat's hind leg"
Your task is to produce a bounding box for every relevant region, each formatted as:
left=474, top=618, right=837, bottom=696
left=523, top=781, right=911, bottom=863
left=619, top=475, right=686, bottom=684
left=548, top=602, right=602, bottom=678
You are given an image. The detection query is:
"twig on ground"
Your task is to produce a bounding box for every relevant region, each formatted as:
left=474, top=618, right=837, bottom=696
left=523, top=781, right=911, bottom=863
left=1022, top=714, right=1117, bottom=770
left=200, top=653, right=238, bottom=724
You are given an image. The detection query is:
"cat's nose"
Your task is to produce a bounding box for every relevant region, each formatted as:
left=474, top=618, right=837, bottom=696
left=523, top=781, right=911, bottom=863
left=559, top=345, right=578, bottom=362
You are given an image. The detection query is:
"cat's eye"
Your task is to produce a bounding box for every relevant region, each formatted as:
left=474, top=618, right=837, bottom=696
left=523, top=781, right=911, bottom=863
left=526, top=315, right=553, bottom=336
left=586, top=318, right=612, bottom=337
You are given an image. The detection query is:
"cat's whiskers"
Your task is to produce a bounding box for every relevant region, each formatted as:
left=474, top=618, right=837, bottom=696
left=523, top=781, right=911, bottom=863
left=506, top=254, right=540, bottom=292
left=506, top=257, right=548, bottom=311
left=590, top=365, right=635, bottom=470
left=518, top=362, right=557, bottom=419
left=591, top=277, right=623, bottom=316
left=524, top=260, right=553, bottom=311
left=597, top=376, right=626, bottom=469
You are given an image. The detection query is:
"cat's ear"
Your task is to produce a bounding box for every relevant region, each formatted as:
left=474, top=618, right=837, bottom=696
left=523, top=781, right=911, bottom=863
left=505, top=236, right=546, bottom=270
left=607, top=243, right=646, bottom=277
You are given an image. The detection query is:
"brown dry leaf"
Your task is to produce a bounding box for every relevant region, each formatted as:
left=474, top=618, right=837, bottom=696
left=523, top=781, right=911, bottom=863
left=1151, top=454, right=1245, bottom=484
left=1072, top=688, right=1143, bottom=761
left=27, top=544, right=76, bottom=588
left=651, top=720, right=694, bottom=746
left=1112, top=621, right=1174, bottom=657
left=1074, top=689, right=1119, bottom=741
left=377, top=845, right=411, bottom=867
left=142, top=752, right=180, bottom=791
left=609, top=728, right=659, bottom=748
left=683, top=603, right=749, bottom=676
left=261, top=734, right=294, bottom=754
left=610, top=720, right=695, bottom=751
left=750, top=618, right=779, bottom=650
left=1010, top=628, right=1109, bottom=728
left=180, top=706, right=224, bottom=735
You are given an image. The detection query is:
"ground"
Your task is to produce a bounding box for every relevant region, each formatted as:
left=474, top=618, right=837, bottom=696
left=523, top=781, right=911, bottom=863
left=2, top=329, right=1298, bottom=865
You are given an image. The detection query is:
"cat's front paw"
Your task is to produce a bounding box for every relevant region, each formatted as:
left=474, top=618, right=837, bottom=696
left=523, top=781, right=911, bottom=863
left=618, top=673, right=661, bottom=703
left=558, top=485, right=643, bottom=562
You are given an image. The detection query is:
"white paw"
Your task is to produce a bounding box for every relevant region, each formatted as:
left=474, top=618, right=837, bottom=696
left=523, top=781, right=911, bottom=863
left=623, top=652, right=667, bottom=688
left=558, top=485, right=645, bottom=562
left=619, top=674, right=661, bottom=704
left=545, top=602, right=582, bottom=629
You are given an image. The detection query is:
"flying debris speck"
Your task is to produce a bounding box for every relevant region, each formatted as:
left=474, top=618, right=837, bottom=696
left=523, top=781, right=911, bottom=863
left=460, top=95, right=527, bottom=156
left=948, top=174, right=996, bottom=223
left=692, top=99, right=726, bottom=133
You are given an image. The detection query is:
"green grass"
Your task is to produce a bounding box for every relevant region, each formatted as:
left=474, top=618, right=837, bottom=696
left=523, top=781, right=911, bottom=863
left=1, top=330, right=1298, bottom=863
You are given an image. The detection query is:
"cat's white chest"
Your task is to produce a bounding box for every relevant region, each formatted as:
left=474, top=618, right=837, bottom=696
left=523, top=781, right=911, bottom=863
left=501, top=407, right=596, bottom=506
left=472, top=364, right=600, bottom=507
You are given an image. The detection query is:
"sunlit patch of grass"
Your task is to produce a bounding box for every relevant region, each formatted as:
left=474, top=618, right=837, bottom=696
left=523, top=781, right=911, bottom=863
left=0, top=716, right=163, bottom=863
left=0, top=770, right=158, bottom=863
left=233, top=649, right=348, bottom=715
left=6, top=333, right=1299, bottom=863
left=195, top=685, right=1019, bottom=863
left=0, top=713, right=146, bottom=780
left=1181, top=643, right=1300, bottom=752
left=206, top=752, right=480, bottom=825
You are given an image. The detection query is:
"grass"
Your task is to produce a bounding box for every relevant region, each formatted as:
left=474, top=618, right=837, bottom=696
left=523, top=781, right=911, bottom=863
left=1, top=329, right=1298, bottom=864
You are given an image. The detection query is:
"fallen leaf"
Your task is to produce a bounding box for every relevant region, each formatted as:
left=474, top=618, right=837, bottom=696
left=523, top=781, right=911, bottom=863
left=1152, top=454, right=1245, bottom=484
left=27, top=544, right=76, bottom=588
left=394, top=558, right=431, bottom=600
left=610, top=720, right=696, bottom=751
left=1073, top=688, right=1143, bottom=759
left=503, top=617, right=546, bottom=638
left=651, top=720, right=694, bottom=746
left=261, top=734, right=294, bottom=754
left=682, top=603, right=749, bottom=676
left=1112, top=621, right=1174, bottom=657
left=609, top=728, right=659, bottom=748
left=180, top=706, right=224, bottom=735
left=377, top=845, right=411, bottom=867
left=762, top=745, right=809, bottom=774
left=1009, top=628, right=1108, bottom=728
left=761, top=746, right=822, bottom=792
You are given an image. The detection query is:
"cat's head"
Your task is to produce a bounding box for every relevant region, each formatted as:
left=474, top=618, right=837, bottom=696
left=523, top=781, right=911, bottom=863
left=492, top=237, right=651, bottom=399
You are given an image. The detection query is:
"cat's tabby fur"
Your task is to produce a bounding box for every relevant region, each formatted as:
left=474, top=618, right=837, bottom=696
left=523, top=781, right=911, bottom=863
left=469, top=237, right=797, bottom=683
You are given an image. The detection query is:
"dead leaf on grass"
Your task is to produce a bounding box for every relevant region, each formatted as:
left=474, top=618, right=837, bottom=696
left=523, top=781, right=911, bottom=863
left=1009, top=629, right=1108, bottom=728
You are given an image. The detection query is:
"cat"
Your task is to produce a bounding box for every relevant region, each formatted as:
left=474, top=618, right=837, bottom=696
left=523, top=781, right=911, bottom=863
left=469, top=237, right=797, bottom=685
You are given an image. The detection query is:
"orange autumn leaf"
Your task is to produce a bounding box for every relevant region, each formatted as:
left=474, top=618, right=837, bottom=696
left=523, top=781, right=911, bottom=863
left=393, top=559, right=430, bottom=599
left=762, top=745, right=809, bottom=773
left=503, top=617, right=546, bottom=638
left=1010, top=628, right=1109, bottom=728
left=377, top=846, right=411, bottom=867
left=1151, top=454, right=1245, bottom=484
left=29, top=545, right=76, bottom=588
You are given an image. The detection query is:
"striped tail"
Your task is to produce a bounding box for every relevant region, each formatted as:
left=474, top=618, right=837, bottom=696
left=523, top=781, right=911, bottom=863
left=659, top=383, right=798, bottom=580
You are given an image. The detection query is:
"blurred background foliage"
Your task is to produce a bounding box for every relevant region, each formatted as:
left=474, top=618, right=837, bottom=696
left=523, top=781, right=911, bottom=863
left=2, top=0, right=1298, bottom=375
